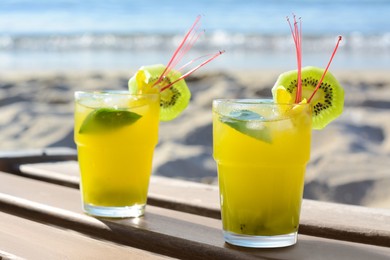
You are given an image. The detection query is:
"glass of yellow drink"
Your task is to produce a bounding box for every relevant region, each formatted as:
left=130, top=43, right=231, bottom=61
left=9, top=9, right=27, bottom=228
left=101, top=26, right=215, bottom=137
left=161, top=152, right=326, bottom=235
left=74, top=91, right=160, bottom=218
left=213, top=99, right=312, bottom=248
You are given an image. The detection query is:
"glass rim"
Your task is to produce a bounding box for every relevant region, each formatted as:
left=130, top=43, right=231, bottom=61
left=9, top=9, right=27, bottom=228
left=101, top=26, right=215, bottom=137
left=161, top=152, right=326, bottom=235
left=75, top=90, right=159, bottom=98
left=213, top=98, right=311, bottom=106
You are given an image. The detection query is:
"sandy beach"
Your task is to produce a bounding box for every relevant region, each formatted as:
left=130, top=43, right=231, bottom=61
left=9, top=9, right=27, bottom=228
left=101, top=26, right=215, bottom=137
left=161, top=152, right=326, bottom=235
left=1, top=69, right=389, bottom=209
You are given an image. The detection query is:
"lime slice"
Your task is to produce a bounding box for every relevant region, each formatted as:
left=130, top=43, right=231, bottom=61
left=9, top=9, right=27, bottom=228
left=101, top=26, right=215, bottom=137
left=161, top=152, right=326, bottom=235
left=79, top=108, right=142, bottom=134
left=220, top=110, right=272, bottom=143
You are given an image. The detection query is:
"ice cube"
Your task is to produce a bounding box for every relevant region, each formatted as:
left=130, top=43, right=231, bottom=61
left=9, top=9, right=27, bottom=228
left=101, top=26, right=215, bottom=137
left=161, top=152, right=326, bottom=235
left=273, top=118, right=295, bottom=132
left=79, top=97, right=102, bottom=109
left=103, top=95, right=131, bottom=109
left=246, top=120, right=266, bottom=130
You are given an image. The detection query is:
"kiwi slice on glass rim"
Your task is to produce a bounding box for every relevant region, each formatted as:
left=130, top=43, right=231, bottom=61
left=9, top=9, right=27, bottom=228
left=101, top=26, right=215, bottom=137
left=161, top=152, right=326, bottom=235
left=273, top=15, right=344, bottom=130
left=128, top=64, right=191, bottom=121
left=273, top=66, right=344, bottom=130
left=128, top=15, right=224, bottom=122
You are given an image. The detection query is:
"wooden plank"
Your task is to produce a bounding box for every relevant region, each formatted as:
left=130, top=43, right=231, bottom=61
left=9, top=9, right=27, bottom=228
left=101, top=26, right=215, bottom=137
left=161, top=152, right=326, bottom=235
left=16, top=161, right=390, bottom=247
left=299, top=199, right=390, bottom=247
left=0, top=148, right=76, bottom=176
left=0, top=211, right=173, bottom=260
left=1, top=172, right=390, bottom=260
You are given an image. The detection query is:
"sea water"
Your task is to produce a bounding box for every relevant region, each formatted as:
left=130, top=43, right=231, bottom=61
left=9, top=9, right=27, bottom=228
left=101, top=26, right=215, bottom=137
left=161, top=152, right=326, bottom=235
left=0, top=0, right=389, bottom=70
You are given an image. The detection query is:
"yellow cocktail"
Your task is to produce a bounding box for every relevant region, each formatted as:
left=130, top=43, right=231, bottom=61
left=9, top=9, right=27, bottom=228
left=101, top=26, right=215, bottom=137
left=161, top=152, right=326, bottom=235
left=74, top=91, right=160, bottom=217
left=213, top=99, right=312, bottom=247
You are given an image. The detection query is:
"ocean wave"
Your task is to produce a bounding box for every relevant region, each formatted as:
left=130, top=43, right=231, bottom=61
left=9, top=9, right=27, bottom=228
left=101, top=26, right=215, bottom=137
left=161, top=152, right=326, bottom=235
left=1, top=32, right=390, bottom=53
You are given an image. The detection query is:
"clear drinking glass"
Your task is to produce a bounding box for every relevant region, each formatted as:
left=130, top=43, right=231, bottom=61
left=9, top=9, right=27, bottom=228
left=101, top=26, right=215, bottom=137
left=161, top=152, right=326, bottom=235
left=74, top=91, right=160, bottom=218
left=212, top=99, right=312, bottom=248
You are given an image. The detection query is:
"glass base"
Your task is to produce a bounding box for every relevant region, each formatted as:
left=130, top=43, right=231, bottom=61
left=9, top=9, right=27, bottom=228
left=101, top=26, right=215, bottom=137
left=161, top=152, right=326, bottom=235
left=223, top=231, right=297, bottom=248
left=83, top=203, right=145, bottom=218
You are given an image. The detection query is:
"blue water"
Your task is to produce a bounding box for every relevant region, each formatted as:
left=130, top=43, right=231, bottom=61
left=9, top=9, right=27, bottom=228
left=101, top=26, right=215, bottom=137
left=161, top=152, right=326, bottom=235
left=0, top=0, right=389, bottom=70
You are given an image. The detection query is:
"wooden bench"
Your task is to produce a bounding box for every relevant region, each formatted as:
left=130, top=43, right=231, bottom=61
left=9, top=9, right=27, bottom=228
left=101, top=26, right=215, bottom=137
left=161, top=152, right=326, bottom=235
left=1, top=148, right=390, bottom=259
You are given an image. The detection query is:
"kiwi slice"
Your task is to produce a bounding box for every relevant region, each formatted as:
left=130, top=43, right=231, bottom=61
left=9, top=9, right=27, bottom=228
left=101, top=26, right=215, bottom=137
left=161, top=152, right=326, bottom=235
left=128, top=64, right=191, bottom=121
left=272, top=66, right=344, bottom=130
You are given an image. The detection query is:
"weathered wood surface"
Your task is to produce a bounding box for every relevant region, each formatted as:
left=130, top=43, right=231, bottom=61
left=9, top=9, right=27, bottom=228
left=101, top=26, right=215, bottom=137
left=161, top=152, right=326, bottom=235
left=0, top=148, right=77, bottom=174
left=0, top=211, right=172, bottom=260
left=15, top=160, right=390, bottom=248
left=1, top=171, right=390, bottom=260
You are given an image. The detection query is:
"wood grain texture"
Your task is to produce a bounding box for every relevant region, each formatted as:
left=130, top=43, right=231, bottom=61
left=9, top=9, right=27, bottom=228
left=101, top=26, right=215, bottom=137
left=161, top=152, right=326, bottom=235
left=0, top=148, right=76, bottom=180
left=0, top=211, right=172, bottom=260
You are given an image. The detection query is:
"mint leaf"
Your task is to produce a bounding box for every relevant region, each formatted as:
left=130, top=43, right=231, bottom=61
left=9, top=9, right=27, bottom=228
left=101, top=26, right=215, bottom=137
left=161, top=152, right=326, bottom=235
left=220, top=110, right=272, bottom=143
left=79, top=108, right=142, bottom=134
